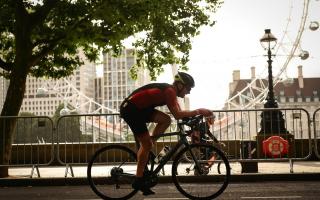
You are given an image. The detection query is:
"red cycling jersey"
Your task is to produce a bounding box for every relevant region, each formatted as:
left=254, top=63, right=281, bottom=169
left=128, top=83, right=178, bottom=110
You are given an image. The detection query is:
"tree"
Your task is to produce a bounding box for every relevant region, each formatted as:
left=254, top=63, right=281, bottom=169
left=0, top=0, right=222, bottom=177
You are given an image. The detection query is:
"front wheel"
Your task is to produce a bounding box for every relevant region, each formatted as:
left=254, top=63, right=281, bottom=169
left=172, top=144, right=230, bottom=200
left=87, top=145, right=138, bottom=200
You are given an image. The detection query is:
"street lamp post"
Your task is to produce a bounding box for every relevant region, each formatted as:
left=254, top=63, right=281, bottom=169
left=258, top=29, right=287, bottom=135
left=260, top=29, right=278, bottom=109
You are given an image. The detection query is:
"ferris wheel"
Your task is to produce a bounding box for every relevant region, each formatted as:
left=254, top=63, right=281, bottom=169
left=37, top=77, right=117, bottom=115
left=38, top=0, right=318, bottom=116
left=224, top=0, right=319, bottom=110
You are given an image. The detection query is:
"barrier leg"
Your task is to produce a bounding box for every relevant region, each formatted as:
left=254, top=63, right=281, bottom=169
left=289, top=159, right=294, bottom=173
left=161, top=167, right=165, bottom=175
left=65, top=164, right=74, bottom=177
left=30, top=165, right=40, bottom=178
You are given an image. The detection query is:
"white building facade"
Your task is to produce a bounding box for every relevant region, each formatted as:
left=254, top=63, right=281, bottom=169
left=101, top=49, right=150, bottom=113
left=224, top=66, right=320, bottom=140
left=20, top=52, right=95, bottom=116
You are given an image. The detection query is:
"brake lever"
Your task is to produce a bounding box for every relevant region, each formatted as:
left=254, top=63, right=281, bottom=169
left=183, top=115, right=202, bottom=126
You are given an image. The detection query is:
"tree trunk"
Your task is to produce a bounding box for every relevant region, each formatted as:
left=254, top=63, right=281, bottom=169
left=0, top=1, right=33, bottom=177
left=0, top=73, right=28, bottom=177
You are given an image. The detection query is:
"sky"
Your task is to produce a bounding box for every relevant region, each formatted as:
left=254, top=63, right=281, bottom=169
left=156, top=0, right=320, bottom=110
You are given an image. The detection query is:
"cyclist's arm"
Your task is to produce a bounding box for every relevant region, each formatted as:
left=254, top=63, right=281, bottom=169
left=165, top=88, right=211, bottom=119
left=168, top=101, right=198, bottom=119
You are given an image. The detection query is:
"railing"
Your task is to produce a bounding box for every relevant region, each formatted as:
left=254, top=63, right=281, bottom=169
left=211, top=108, right=312, bottom=161
left=313, top=108, right=320, bottom=159
left=0, top=116, right=54, bottom=177
left=1, top=108, right=319, bottom=177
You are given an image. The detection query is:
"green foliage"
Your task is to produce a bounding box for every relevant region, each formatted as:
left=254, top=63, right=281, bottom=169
left=13, top=108, right=91, bottom=144
left=0, top=0, right=222, bottom=80
left=52, top=103, right=78, bottom=120
left=14, top=112, right=53, bottom=144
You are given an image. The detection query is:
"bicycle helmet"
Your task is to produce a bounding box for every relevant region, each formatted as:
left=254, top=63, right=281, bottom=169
left=174, top=72, right=195, bottom=88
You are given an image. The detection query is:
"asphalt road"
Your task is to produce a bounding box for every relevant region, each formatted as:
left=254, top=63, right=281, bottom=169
left=1, top=181, right=320, bottom=200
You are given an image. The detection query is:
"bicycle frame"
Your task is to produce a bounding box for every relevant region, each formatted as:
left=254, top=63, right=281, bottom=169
left=87, top=115, right=230, bottom=200
left=149, top=124, right=204, bottom=176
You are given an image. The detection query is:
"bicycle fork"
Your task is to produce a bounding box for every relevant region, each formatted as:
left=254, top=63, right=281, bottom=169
left=185, top=145, right=207, bottom=175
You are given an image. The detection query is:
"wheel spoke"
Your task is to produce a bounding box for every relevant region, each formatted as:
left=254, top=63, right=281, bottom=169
left=172, top=144, right=230, bottom=199
left=87, top=145, right=138, bottom=200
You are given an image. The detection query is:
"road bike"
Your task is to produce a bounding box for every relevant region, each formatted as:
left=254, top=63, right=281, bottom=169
left=184, top=118, right=243, bottom=175
left=87, top=115, right=230, bottom=200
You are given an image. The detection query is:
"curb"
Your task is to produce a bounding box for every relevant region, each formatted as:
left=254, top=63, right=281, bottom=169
left=1, top=173, right=320, bottom=187
left=230, top=173, right=320, bottom=182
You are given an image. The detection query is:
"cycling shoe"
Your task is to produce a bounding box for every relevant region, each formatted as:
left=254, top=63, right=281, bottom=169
left=132, top=177, right=156, bottom=196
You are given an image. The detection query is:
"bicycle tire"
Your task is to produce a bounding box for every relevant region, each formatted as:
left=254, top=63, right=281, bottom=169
left=217, top=162, right=222, bottom=174
left=172, top=143, right=230, bottom=200
left=87, top=144, right=138, bottom=200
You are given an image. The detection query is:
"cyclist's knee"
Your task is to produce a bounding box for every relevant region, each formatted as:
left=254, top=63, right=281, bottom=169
left=152, top=112, right=171, bottom=128
left=140, top=142, right=152, bottom=153
left=161, top=114, right=171, bottom=128
left=137, top=133, right=153, bottom=151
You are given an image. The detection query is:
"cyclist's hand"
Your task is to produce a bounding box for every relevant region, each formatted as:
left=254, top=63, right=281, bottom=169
left=196, top=108, right=212, bottom=117
left=206, top=115, right=215, bottom=125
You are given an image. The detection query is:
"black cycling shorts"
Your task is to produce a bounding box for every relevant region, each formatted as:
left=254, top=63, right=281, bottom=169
left=120, top=101, right=155, bottom=135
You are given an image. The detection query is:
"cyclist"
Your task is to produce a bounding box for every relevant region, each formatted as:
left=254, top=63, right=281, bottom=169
left=190, top=116, right=224, bottom=169
left=190, top=116, right=218, bottom=144
left=119, top=71, right=213, bottom=195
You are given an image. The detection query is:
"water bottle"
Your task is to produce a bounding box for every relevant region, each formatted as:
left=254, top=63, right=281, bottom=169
left=154, top=145, right=170, bottom=163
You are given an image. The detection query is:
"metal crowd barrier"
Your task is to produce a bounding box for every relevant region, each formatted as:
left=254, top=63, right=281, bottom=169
left=313, top=108, right=320, bottom=159
left=0, top=116, right=54, bottom=177
left=55, top=113, right=178, bottom=177
left=1, top=107, right=319, bottom=177
left=55, top=114, right=131, bottom=176
left=211, top=108, right=312, bottom=161
left=210, top=108, right=313, bottom=173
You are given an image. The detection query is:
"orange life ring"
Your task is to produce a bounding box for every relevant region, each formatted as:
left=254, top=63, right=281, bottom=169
left=262, top=136, right=289, bottom=158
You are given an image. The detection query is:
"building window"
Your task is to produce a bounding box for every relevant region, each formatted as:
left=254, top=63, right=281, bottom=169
left=280, top=90, right=284, bottom=96
left=296, top=90, right=301, bottom=96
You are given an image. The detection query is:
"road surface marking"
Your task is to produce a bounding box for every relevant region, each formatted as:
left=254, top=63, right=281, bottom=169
left=241, top=196, right=302, bottom=199
left=144, top=198, right=188, bottom=200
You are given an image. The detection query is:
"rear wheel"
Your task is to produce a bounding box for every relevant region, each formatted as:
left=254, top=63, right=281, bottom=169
left=87, top=145, right=138, bottom=200
left=172, top=144, right=230, bottom=200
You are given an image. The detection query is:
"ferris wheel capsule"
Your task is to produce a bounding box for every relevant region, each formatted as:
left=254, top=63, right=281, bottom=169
left=60, top=108, right=70, bottom=116
left=309, top=21, right=319, bottom=31
left=299, top=50, right=309, bottom=60
left=36, top=87, right=48, bottom=97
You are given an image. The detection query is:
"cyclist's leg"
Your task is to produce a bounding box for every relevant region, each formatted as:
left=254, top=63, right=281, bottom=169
left=133, top=132, right=156, bottom=195
left=206, top=154, right=216, bottom=168
left=205, top=147, right=216, bottom=168
left=148, top=109, right=171, bottom=142
left=120, top=103, right=155, bottom=195
left=135, top=132, right=153, bottom=177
